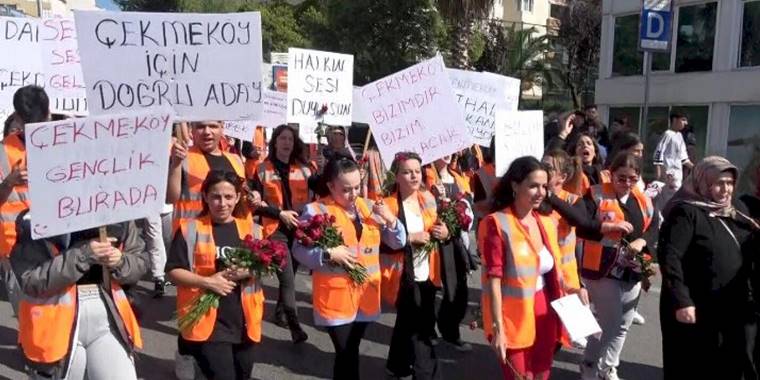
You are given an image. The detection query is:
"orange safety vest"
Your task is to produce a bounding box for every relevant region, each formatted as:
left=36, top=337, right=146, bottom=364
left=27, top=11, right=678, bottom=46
left=424, top=166, right=472, bottom=197
left=304, top=197, right=383, bottom=326
left=478, top=208, right=580, bottom=349
left=581, top=183, right=654, bottom=279
left=174, top=147, right=245, bottom=223
left=175, top=216, right=265, bottom=342
left=380, top=191, right=440, bottom=308
left=551, top=190, right=581, bottom=284
left=18, top=241, right=142, bottom=364
left=244, top=127, right=267, bottom=180
left=0, top=134, right=30, bottom=257
left=570, top=169, right=612, bottom=198
left=256, top=159, right=313, bottom=238
left=476, top=163, right=497, bottom=200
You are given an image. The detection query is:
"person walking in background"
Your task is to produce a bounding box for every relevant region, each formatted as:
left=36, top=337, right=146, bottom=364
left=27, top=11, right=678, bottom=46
left=480, top=156, right=582, bottom=380
left=653, top=112, right=694, bottom=192
left=250, top=124, right=314, bottom=343
left=11, top=214, right=146, bottom=380
left=659, top=157, right=758, bottom=380
left=293, top=158, right=405, bottom=380
left=167, top=171, right=266, bottom=380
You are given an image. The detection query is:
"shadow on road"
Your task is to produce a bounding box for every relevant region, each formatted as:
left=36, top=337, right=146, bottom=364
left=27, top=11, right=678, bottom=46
left=0, top=325, right=25, bottom=374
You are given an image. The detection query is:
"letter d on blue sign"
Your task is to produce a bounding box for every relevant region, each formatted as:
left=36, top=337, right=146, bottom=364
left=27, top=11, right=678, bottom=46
left=639, top=0, right=672, bottom=52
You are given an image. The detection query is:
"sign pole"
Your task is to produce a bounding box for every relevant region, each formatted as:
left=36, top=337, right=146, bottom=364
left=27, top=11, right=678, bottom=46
left=641, top=51, right=651, bottom=134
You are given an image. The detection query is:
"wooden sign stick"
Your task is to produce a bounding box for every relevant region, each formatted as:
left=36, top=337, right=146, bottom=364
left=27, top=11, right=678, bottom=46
left=362, top=129, right=372, bottom=156
left=99, top=226, right=112, bottom=293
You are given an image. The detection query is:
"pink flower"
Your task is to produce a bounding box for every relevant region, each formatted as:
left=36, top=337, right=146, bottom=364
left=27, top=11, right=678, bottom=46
left=308, top=228, right=323, bottom=241
left=312, top=214, right=325, bottom=225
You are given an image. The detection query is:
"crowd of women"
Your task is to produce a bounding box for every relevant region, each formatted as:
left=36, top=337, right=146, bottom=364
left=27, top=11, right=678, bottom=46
left=2, top=85, right=760, bottom=380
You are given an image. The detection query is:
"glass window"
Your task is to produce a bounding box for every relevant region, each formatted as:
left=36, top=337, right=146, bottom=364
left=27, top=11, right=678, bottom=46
left=728, top=105, right=760, bottom=195
left=740, top=1, right=760, bottom=67
left=609, top=107, right=641, bottom=136
left=612, top=15, right=643, bottom=76
left=522, top=0, right=534, bottom=12
left=675, top=2, right=717, bottom=73
left=641, top=107, right=670, bottom=181
left=671, top=106, right=709, bottom=162
left=651, top=52, right=671, bottom=71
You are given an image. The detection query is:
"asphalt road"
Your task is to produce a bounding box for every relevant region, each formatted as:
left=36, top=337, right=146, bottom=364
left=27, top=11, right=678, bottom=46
left=0, top=270, right=663, bottom=380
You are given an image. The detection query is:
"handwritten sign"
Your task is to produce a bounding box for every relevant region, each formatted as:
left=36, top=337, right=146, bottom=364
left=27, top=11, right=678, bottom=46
left=40, top=17, right=88, bottom=115
left=0, top=17, right=44, bottom=123
left=495, top=110, right=544, bottom=176
left=26, top=108, right=174, bottom=239
left=74, top=10, right=263, bottom=121
left=359, top=56, right=470, bottom=165
left=259, top=89, right=287, bottom=128
left=448, top=69, right=520, bottom=147
left=287, top=48, right=353, bottom=126
left=223, top=120, right=255, bottom=142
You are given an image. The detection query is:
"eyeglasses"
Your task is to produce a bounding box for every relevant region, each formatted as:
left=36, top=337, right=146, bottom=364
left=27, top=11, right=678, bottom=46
left=615, top=175, right=639, bottom=184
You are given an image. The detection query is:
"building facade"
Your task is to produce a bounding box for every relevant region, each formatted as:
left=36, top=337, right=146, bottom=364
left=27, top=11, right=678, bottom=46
left=596, top=0, right=760, bottom=192
left=0, top=0, right=97, bottom=17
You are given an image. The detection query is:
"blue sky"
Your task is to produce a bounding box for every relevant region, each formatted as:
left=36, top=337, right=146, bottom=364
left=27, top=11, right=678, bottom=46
left=96, top=0, right=120, bottom=10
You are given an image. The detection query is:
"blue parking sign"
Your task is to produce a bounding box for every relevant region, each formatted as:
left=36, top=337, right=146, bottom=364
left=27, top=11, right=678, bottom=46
left=639, top=0, right=673, bottom=52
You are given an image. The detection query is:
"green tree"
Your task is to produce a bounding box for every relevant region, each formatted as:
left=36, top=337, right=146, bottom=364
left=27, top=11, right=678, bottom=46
left=475, top=22, right=555, bottom=103
left=554, top=0, right=601, bottom=108
left=304, top=0, right=445, bottom=85
left=238, top=1, right=312, bottom=59
left=115, top=0, right=179, bottom=11
left=436, top=0, right=494, bottom=69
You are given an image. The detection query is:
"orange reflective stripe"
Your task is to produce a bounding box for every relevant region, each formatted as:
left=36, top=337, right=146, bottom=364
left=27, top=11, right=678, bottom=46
left=258, top=159, right=313, bottom=238
left=177, top=216, right=264, bottom=342
left=308, top=196, right=382, bottom=326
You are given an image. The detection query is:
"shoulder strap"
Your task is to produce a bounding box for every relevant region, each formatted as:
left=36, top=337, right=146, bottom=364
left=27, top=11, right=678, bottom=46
left=184, top=219, right=198, bottom=270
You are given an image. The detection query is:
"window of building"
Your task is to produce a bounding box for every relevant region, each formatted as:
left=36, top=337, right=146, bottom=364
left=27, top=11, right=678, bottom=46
left=639, top=105, right=708, bottom=181
left=550, top=4, right=567, bottom=19
left=728, top=105, right=760, bottom=195
left=520, top=0, right=534, bottom=13
left=608, top=107, right=641, bottom=136
left=675, top=2, right=717, bottom=73
left=612, top=14, right=643, bottom=76
left=740, top=1, right=760, bottom=67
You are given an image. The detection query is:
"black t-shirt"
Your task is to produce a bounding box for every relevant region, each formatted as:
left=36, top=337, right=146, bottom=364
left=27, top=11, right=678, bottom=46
left=165, top=220, right=245, bottom=343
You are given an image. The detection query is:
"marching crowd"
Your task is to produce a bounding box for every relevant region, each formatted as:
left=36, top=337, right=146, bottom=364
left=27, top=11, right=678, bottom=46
left=1, top=84, right=759, bottom=380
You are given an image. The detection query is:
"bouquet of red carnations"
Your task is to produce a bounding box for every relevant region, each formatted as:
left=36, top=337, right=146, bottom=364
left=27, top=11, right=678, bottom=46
left=177, top=235, right=288, bottom=332
left=416, top=193, right=472, bottom=257
left=296, top=213, right=369, bottom=285
left=633, top=251, right=657, bottom=278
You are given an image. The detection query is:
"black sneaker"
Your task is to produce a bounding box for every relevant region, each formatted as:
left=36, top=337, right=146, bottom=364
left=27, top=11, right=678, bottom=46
left=290, top=327, right=308, bottom=344
left=153, top=278, right=166, bottom=298
left=271, top=310, right=288, bottom=328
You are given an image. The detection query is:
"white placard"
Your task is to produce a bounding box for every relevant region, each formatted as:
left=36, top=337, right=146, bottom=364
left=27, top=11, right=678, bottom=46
left=287, top=48, right=353, bottom=127
left=223, top=120, right=256, bottom=142
left=447, top=69, right=520, bottom=147
left=40, top=17, right=88, bottom=115
left=359, top=56, right=470, bottom=165
left=26, top=108, right=174, bottom=239
left=550, top=294, right=602, bottom=342
left=495, top=110, right=544, bottom=176
left=0, top=17, right=44, bottom=123
left=259, top=89, right=287, bottom=128
left=74, top=11, right=263, bottom=122
left=352, top=86, right=370, bottom=124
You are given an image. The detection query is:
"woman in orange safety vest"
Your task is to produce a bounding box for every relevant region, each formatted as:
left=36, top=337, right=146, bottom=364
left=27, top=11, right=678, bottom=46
left=249, top=124, right=313, bottom=343
left=11, top=213, right=147, bottom=380
left=167, top=170, right=265, bottom=380
left=480, top=156, right=583, bottom=380
left=383, top=152, right=451, bottom=379
left=293, top=157, right=406, bottom=380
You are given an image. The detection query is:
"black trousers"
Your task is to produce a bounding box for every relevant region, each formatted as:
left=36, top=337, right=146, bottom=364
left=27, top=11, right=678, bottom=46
left=326, top=322, right=369, bottom=380
left=271, top=229, right=300, bottom=321
left=387, top=280, right=441, bottom=380
left=437, top=248, right=470, bottom=342
left=183, top=338, right=255, bottom=380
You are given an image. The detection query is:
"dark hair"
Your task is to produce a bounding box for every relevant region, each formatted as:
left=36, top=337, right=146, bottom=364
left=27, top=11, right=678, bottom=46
left=483, top=137, right=495, bottom=164
left=491, top=156, right=547, bottom=213
left=583, top=104, right=597, bottom=112
left=543, top=149, right=580, bottom=185
left=199, top=170, right=247, bottom=218
left=606, top=132, right=642, bottom=167
left=388, top=151, right=423, bottom=194
left=609, top=152, right=642, bottom=175
left=13, top=85, right=49, bottom=124
left=323, top=157, right=360, bottom=184
left=268, top=124, right=306, bottom=165
left=669, top=112, right=687, bottom=122
left=569, top=132, right=603, bottom=166
left=3, top=113, right=18, bottom=138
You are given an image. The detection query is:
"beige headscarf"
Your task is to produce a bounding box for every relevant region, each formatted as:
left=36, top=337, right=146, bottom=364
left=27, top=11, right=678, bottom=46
left=664, top=156, right=760, bottom=229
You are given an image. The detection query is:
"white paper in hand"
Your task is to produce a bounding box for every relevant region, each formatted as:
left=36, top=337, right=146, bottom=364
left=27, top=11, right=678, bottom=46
left=550, top=294, right=602, bottom=342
